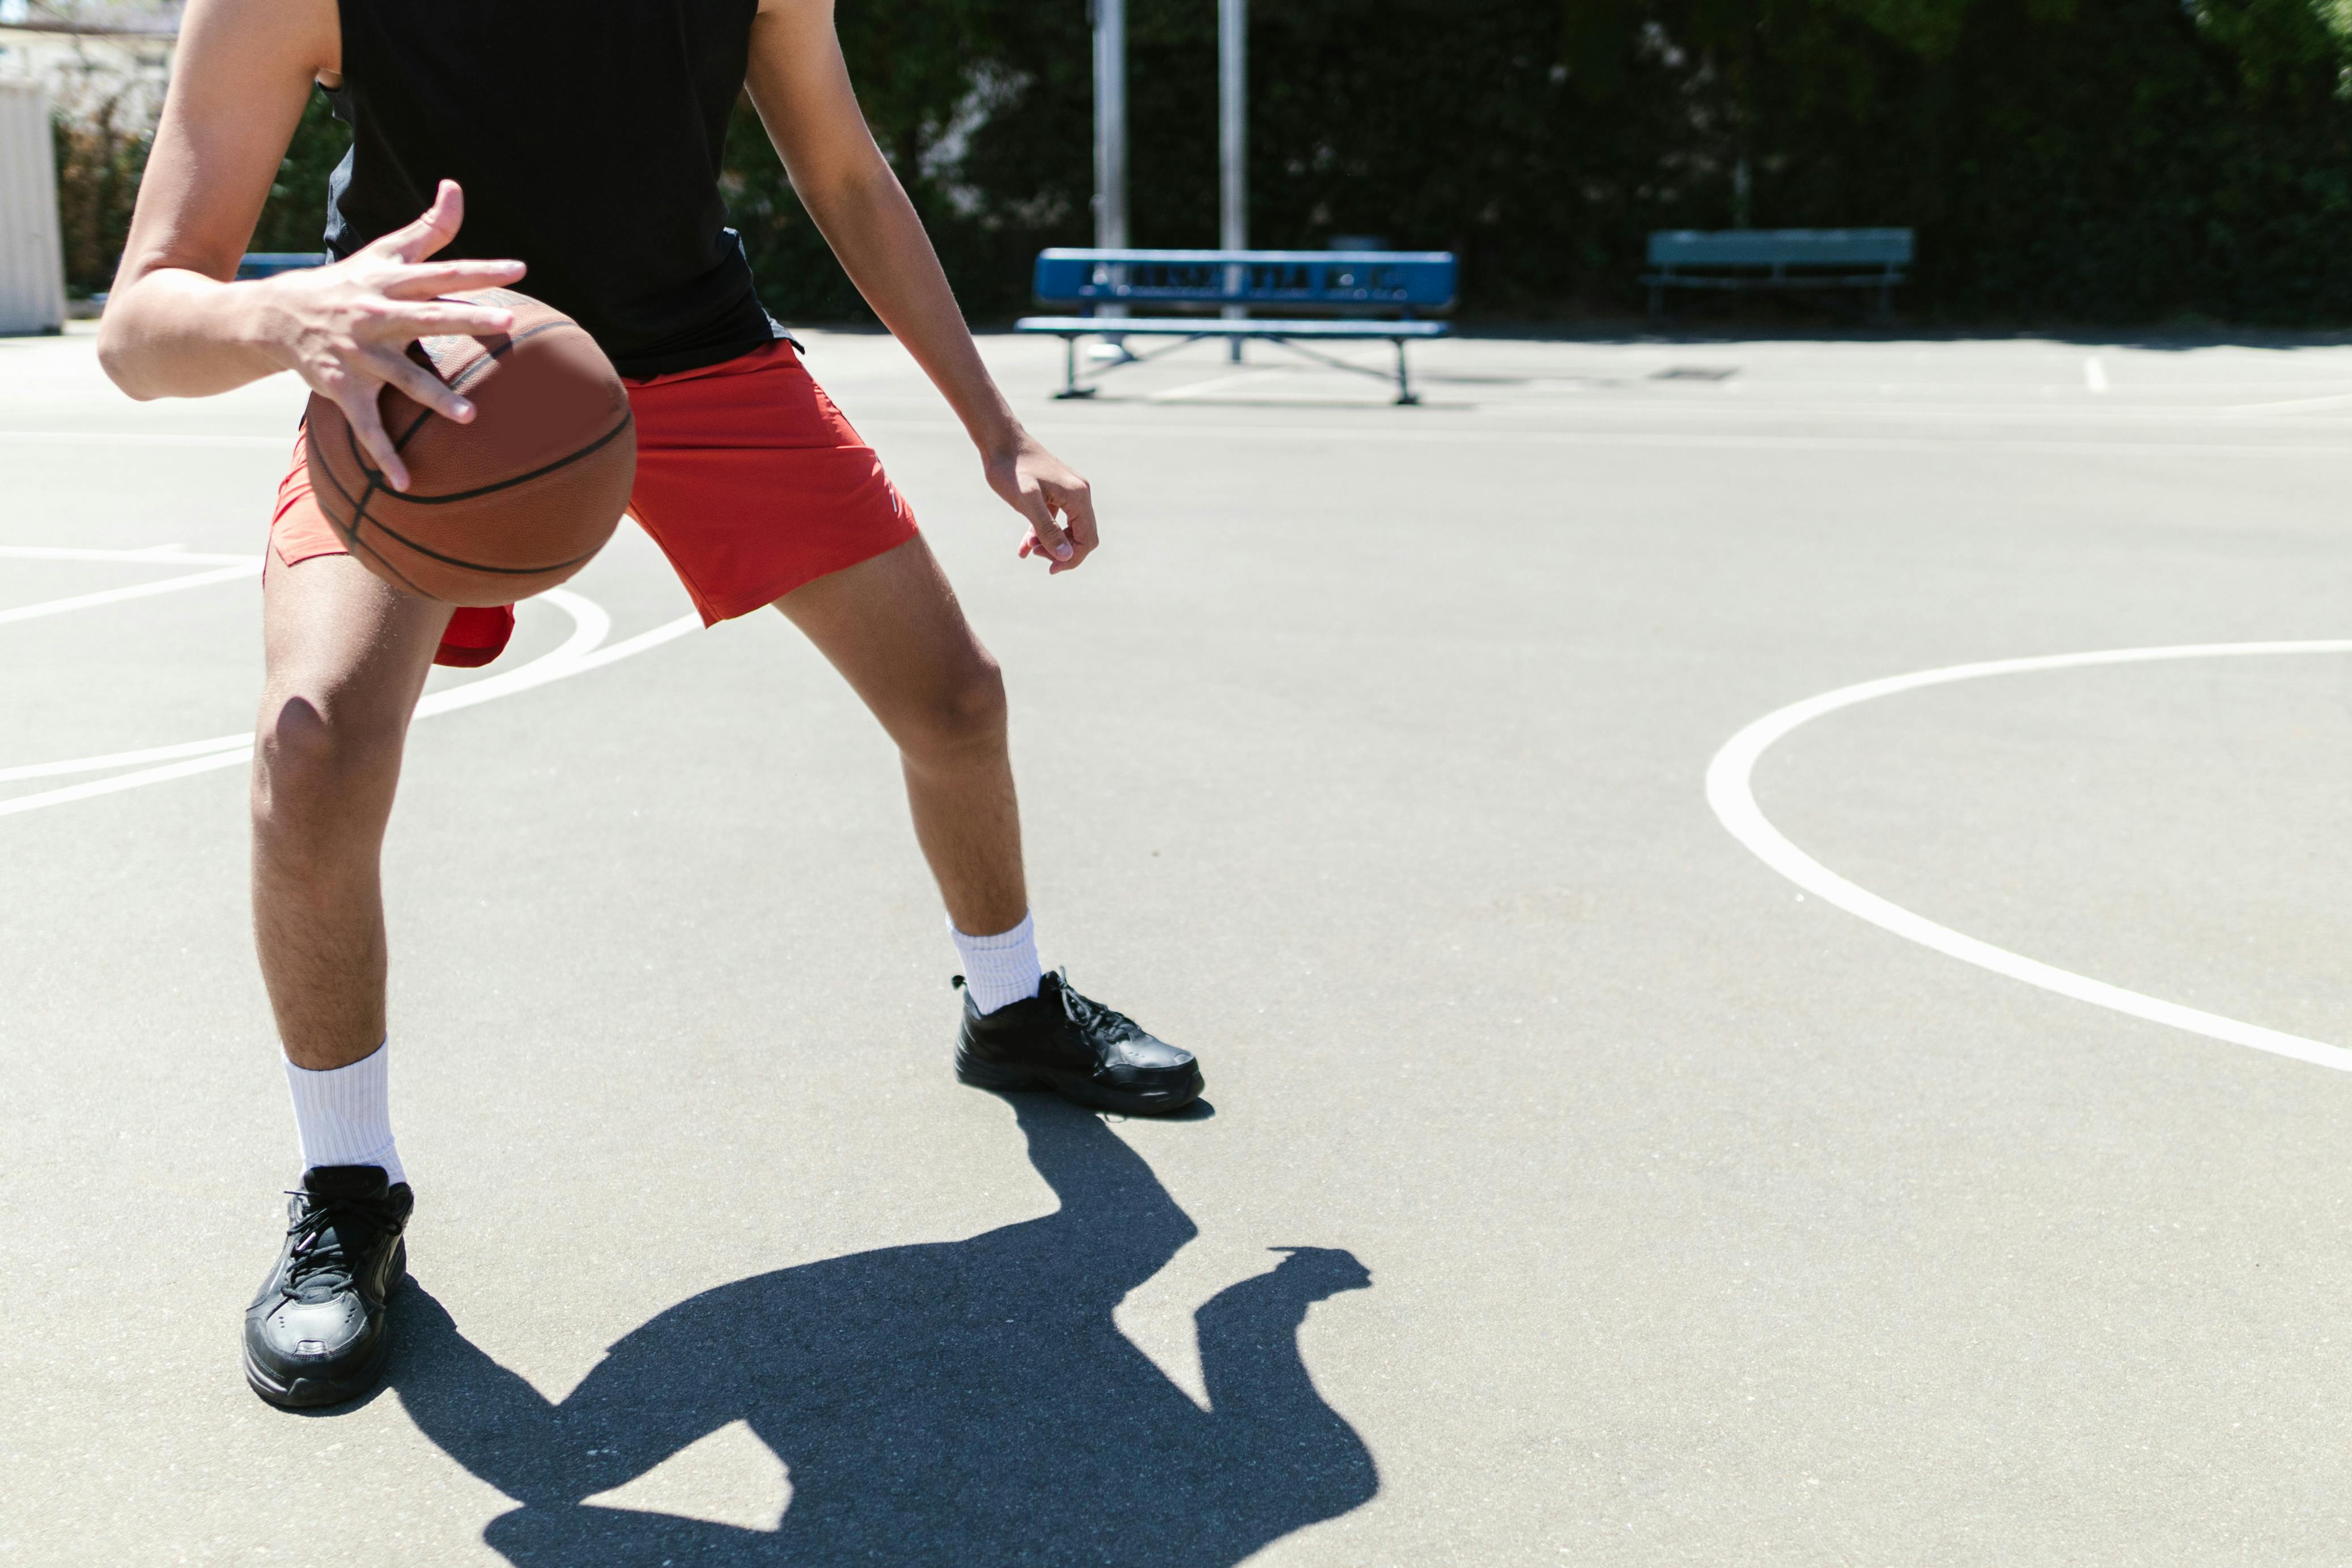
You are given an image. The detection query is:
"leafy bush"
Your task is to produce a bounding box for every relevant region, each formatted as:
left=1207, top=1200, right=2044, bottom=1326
left=51, top=92, right=149, bottom=296
left=51, top=0, right=2352, bottom=324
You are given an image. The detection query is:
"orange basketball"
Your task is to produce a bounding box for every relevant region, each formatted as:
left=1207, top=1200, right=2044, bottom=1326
left=302, top=288, right=635, bottom=607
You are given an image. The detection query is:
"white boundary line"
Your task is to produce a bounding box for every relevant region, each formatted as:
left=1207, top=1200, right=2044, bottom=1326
left=0, top=430, right=288, bottom=448
left=0, top=544, right=256, bottom=564
left=0, top=733, right=254, bottom=784
left=1704, top=639, right=2352, bottom=1074
left=0, top=559, right=261, bottom=626
left=2224, top=390, right=2352, bottom=415
left=0, top=562, right=702, bottom=815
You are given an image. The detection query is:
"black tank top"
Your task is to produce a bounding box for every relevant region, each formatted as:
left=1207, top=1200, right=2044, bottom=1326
left=323, top=0, right=780, bottom=379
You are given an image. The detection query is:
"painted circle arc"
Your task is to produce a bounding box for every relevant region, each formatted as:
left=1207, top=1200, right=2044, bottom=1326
left=0, top=544, right=699, bottom=819
left=1705, top=639, right=2352, bottom=1075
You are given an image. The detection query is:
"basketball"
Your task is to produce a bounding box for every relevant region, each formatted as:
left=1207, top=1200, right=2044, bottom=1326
left=302, top=288, right=635, bottom=607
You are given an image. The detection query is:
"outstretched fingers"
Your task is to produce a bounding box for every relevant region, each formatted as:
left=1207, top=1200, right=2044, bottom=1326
left=384, top=299, right=517, bottom=340
left=355, top=182, right=528, bottom=305
left=253, top=181, right=532, bottom=491
left=366, top=179, right=466, bottom=265
left=381, top=264, right=529, bottom=303
left=373, top=345, right=477, bottom=427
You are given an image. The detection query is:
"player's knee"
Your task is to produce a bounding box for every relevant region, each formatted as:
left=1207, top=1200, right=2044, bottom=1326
left=902, top=655, right=1007, bottom=762
left=252, top=688, right=404, bottom=820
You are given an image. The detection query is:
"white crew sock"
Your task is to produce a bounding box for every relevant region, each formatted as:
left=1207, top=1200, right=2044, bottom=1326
left=283, top=1040, right=406, bottom=1186
left=950, top=911, right=1045, bottom=1014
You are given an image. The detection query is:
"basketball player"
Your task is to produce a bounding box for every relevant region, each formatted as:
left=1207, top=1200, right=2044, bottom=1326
left=97, top=0, right=1203, bottom=1409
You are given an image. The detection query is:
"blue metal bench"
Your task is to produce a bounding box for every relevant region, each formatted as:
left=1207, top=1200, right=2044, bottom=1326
left=1016, top=248, right=1457, bottom=404
left=1644, top=229, right=1912, bottom=321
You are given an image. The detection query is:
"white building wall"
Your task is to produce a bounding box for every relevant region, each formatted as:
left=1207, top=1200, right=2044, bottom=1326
left=0, top=79, right=65, bottom=333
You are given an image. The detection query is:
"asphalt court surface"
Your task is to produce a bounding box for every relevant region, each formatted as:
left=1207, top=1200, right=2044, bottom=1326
left=9, top=324, right=2352, bottom=1563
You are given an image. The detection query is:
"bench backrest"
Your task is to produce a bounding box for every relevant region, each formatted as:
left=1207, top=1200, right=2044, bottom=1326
left=1646, top=229, right=1912, bottom=269
left=1034, top=248, right=1457, bottom=313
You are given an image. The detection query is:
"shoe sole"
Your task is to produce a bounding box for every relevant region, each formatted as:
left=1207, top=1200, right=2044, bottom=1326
left=956, top=1046, right=1204, bottom=1116
left=243, top=1240, right=406, bottom=1411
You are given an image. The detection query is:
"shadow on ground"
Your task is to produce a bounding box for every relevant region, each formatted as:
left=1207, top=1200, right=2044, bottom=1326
left=390, top=1095, right=1377, bottom=1566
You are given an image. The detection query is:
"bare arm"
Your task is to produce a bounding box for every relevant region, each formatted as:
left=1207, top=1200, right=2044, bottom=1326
left=96, top=0, right=524, bottom=489
left=745, top=0, right=1096, bottom=571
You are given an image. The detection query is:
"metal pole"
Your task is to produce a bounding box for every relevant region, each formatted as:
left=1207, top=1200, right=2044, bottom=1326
left=1218, top=0, right=1246, bottom=358
left=1092, top=0, right=1128, bottom=320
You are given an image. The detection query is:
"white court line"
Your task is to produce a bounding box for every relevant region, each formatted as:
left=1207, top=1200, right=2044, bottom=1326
left=0, top=560, right=260, bottom=626
left=0, top=732, right=251, bottom=784
left=2223, top=390, right=2352, bottom=415
left=0, top=430, right=288, bottom=448
left=0, top=544, right=254, bottom=565
left=0, top=583, right=702, bottom=815
left=1706, top=640, right=2352, bottom=1074
left=2083, top=357, right=2109, bottom=393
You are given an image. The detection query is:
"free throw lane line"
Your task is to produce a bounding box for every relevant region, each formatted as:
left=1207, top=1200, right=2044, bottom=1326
left=0, top=559, right=262, bottom=626
left=1, top=576, right=700, bottom=814
left=0, top=545, right=258, bottom=564
left=1705, top=639, right=2352, bottom=1074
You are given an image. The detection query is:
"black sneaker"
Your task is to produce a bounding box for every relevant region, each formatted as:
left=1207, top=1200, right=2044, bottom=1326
left=954, top=968, right=1203, bottom=1115
left=241, top=1165, right=413, bottom=1409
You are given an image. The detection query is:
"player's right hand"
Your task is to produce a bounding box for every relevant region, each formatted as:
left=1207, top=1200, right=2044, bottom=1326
left=258, top=179, right=524, bottom=491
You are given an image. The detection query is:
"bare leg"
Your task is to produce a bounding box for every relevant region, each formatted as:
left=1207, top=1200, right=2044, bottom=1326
left=772, top=537, right=1026, bottom=935
left=252, top=554, right=450, bottom=1070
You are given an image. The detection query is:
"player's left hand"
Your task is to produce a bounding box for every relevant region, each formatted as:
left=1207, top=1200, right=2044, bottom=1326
left=987, top=432, right=1097, bottom=574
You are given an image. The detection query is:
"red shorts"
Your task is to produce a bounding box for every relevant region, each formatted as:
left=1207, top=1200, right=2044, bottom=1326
left=269, top=338, right=920, bottom=667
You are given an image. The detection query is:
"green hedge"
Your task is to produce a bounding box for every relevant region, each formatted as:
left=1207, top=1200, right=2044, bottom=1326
left=58, top=0, right=2352, bottom=325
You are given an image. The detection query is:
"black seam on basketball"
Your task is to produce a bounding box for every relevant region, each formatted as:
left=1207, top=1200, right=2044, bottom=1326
left=390, top=342, right=447, bottom=454
left=310, top=430, right=440, bottom=601
left=327, top=421, right=592, bottom=579
left=388, top=321, right=583, bottom=452
left=319, top=426, right=380, bottom=536
left=354, top=409, right=634, bottom=506
left=346, top=520, right=435, bottom=600
left=310, top=442, right=432, bottom=598
left=445, top=319, right=574, bottom=394
left=393, top=403, right=434, bottom=454
left=309, top=429, right=375, bottom=540
left=343, top=409, right=625, bottom=512
left=346, top=509, right=610, bottom=577
left=338, top=420, right=386, bottom=496
left=316, top=349, right=625, bottom=583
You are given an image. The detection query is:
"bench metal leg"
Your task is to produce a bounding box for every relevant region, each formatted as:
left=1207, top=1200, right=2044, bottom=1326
left=1052, top=334, right=1098, bottom=400
left=1393, top=338, right=1419, bottom=405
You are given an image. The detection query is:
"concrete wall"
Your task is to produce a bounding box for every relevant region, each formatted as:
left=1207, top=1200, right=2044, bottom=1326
left=0, top=79, right=65, bottom=333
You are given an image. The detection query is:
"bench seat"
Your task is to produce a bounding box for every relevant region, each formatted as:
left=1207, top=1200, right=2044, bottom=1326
left=1644, top=228, right=1911, bottom=321
left=1015, top=317, right=1450, bottom=339
left=1020, top=247, right=1457, bottom=403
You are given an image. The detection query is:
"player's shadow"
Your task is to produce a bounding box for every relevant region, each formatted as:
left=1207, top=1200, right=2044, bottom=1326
left=390, top=1094, right=1377, bottom=1566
